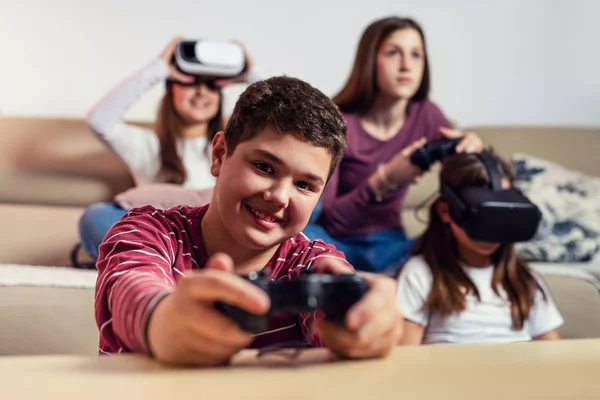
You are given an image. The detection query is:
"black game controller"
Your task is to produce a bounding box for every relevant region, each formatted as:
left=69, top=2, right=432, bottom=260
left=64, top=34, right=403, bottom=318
left=410, top=137, right=463, bottom=171
left=215, top=271, right=369, bottom=334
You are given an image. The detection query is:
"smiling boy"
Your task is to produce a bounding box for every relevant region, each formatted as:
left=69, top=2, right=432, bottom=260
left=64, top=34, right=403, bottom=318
left=94, top=76, right=402, bottom=366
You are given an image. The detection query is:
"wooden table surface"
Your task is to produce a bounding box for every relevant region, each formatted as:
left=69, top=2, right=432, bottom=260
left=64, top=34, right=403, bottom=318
left=1, top=339, right=599, bottom=399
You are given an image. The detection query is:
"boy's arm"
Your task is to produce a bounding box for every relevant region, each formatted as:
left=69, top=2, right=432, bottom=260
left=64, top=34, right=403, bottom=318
left=95, top=210, right=177, bottom=354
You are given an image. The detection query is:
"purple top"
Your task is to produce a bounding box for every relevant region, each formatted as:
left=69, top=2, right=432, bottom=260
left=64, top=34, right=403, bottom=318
left=318, top=99, right=451, bottom=237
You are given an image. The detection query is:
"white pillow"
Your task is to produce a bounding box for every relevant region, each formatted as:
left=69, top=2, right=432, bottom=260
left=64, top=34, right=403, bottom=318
left=114, top=184, right=213, bottom=211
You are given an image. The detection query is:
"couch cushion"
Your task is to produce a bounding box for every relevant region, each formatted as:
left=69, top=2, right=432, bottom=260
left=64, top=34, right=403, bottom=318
left=0, top=172, right=112, bottom=207
left=533, top=264, right=600, bottom=339
left=0, top=116, right=135, bottom=206
left=0, top=204, right=85, bottom=266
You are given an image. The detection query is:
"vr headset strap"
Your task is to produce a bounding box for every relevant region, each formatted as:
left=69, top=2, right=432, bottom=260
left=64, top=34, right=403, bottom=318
left=476, top=152, right=503, bottom=191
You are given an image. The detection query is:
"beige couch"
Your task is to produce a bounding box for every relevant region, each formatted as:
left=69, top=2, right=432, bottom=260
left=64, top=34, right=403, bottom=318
left=0, top=116, right=137, bottom=266
left=1, top=116, right=600, bottom=356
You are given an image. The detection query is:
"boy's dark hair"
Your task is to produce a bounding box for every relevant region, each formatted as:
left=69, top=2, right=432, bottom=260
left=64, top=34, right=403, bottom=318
left=398, top=150, right=545, bottom=331
left=224, top=76, right=347, bottom=177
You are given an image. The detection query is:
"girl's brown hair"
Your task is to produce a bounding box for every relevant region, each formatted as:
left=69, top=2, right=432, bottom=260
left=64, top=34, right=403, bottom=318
left=154, top=85, right=224, bottom=184
left=401, top=151, right=545, bottom=330
left=332, top=16, right=430, bottom=115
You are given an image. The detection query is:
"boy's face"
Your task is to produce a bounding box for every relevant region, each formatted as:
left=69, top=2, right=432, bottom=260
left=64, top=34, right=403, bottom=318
left=209, top=127, right=332, bottom=251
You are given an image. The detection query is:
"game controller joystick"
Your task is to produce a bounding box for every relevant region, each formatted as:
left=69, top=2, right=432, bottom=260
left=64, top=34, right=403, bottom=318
left=215, top=271, right=369, bottom=334
left=410, top=137, right=463, bottom=171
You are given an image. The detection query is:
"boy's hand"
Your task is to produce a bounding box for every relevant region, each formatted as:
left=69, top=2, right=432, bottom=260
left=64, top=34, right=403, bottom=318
left=312, top=259, right=403, bottom=359
left=146, top=253, right=270, bottom=366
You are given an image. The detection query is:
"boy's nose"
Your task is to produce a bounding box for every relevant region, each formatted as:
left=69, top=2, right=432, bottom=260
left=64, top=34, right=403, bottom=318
left=264, top=182, right=290, bottom=208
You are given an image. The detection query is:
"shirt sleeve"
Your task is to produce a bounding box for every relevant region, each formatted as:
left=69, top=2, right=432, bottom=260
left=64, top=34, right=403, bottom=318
left=94, top=208, right=178, bottom=354
left=396, top=256, right=433, bottom=327
left=318, top=161, right=378, bottom=233
left=528, top=277, right=565, bottom=337
left=85, top=59, right=166, bottom=175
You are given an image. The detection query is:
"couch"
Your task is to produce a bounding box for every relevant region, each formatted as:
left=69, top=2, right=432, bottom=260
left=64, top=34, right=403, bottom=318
left=0, top=116, right=137, bottom=266
left=1, top=116, right=600, bottom=356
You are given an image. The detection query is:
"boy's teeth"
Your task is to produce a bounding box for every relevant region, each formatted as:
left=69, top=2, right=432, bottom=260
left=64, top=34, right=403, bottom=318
left=251, top=208, right=276, bottom=223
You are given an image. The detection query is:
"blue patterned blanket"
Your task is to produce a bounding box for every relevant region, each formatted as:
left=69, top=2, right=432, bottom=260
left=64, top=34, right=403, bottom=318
left=513, top=153, right=600, bottom=262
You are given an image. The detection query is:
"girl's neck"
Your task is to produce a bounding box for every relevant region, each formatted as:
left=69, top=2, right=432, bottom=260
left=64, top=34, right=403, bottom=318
left=182, top=122, right=209, bottom=139
left=359, top=95, right=409, bottom=141
left=457, top=248, right=492, bottom=268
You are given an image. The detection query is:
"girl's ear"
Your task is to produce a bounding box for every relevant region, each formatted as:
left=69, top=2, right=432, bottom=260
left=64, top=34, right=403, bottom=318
left=436, top=200, right=452, bottom=224
left=210, top=131, right=227, bottom=177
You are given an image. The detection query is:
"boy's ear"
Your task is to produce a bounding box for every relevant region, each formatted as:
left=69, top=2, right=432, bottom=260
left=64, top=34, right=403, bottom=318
left=210, top=131, right=228, bottom=177
left=436, top=200, right=452, bottom=223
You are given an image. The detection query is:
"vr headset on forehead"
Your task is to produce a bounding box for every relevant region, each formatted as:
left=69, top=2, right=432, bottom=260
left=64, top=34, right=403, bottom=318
left=441, top=152, right=542, bottom=243
left=172, top=39, right=247, bottom=79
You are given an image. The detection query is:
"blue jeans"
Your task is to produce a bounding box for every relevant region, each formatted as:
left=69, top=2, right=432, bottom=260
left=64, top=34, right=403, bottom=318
left=302, top=201, right=416, bottom=274
left=78, top=202, right=127, bottom=260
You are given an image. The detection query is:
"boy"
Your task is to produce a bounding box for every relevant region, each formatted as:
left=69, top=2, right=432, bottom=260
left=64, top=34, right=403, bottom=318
left=95, top=76, right=402, bottom=366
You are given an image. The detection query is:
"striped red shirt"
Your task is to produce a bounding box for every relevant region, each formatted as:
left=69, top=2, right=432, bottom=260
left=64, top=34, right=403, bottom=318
left=94, top=204, right=351, bottom=355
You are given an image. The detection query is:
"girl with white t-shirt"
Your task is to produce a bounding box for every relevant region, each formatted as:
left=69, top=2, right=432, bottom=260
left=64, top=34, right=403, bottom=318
left=396, top=151, right=563, bottom=345
left=76, top=36, right=262, bottom=262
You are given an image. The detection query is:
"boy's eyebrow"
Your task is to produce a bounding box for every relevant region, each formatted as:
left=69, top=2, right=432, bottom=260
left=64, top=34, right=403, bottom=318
left=254, top=149, right=325, bottom=186
left=255, top=149, right=283, bottom=164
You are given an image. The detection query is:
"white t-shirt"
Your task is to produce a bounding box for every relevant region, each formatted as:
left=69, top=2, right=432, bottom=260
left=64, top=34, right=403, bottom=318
left=396, top=255, right=564, bottom=344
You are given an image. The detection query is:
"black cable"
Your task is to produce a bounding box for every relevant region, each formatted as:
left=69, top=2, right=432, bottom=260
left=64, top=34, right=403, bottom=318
left=257, top=341, right=314, bottom=360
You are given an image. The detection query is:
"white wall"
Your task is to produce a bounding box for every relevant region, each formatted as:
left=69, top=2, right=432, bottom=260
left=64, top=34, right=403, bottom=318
left=0, top=0, right=598, bottom=127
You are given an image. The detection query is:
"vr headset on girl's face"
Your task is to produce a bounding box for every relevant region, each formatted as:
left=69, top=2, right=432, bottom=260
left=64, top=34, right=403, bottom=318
left=441, top=152, right=542, bottom=244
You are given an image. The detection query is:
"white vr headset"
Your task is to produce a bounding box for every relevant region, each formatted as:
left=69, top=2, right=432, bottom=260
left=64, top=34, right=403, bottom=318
left=173, top=39, right=247, bottom=79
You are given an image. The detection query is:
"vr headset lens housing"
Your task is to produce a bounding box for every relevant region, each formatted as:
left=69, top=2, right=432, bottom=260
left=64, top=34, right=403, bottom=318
left=441, top=153, right=542, bottom=244
left=172, top=40, right=246, bottom=79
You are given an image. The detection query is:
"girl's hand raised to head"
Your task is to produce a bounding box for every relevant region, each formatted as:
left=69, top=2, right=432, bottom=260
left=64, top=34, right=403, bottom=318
left=439, top=127, right=483, bottom=154
left=160, top=35, right=195, bottom=84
